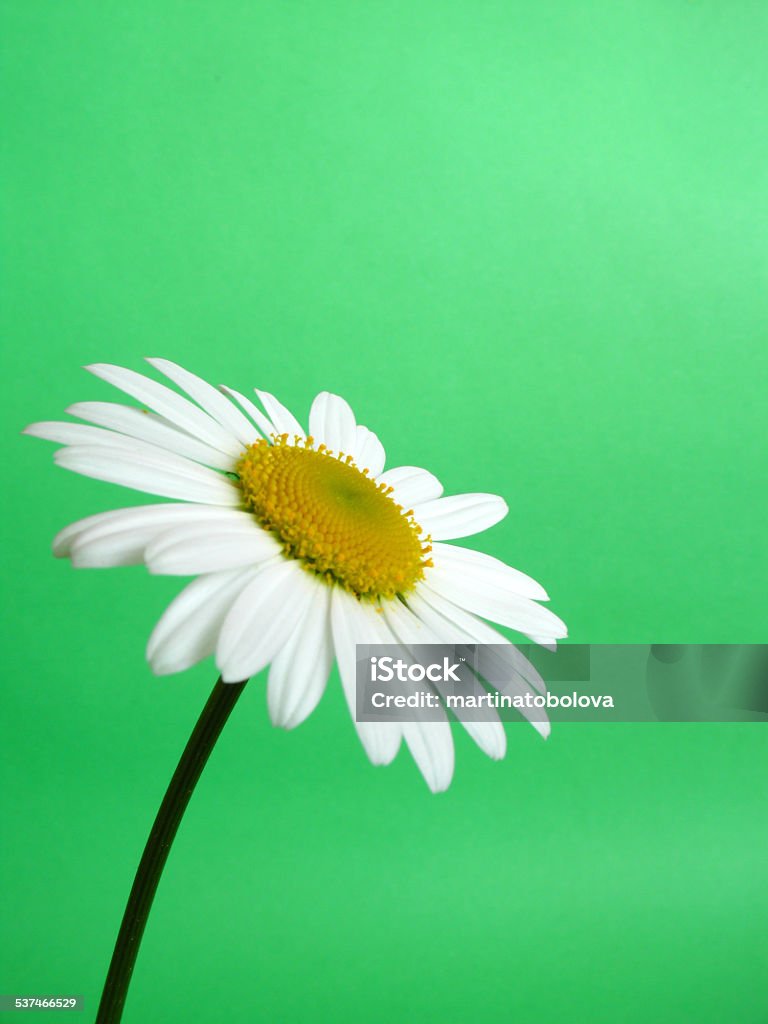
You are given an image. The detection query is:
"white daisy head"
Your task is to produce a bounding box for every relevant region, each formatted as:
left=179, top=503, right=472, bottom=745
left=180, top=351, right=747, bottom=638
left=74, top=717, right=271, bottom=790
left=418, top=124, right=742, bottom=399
left=25, top=358, right=567, bottom=792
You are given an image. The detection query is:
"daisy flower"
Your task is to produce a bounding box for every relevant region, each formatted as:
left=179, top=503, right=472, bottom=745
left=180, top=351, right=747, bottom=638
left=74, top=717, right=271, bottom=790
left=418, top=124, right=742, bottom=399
left=25, top=358, right=566, bottom=792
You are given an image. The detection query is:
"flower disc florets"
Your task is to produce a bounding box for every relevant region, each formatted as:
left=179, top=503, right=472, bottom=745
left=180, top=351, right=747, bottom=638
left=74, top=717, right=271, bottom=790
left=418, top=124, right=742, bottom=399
left=237, top=435, right=431, bottom=599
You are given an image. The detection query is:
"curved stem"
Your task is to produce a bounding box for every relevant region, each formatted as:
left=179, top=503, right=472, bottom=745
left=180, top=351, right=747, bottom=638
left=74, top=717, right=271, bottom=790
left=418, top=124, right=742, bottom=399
left=96, top=676, right=248, bottom=1024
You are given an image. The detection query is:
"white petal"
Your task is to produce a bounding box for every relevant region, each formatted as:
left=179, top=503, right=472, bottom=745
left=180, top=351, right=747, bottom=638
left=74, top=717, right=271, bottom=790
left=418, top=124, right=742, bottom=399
left=145, top=521, right=282, bottom=576
left=25, top=420, right=160, bottom=453
left=146, top=358, right=259, bottom=447
left=147, top=567, right=259, bottom=676
left=378, top=466, right=444, bottom=508
left=309, top=392, right=357, bottom=454
left=330, top=588, right=402, bottom=766
left=268, top=578, right=333, bottom=728
left=216, top=559, right=315, bottom=681
left=53, top=503, right=190, bottom=558
left=53, top=504, right=240, bottom=558
left=254, top=389, right=305, bottom=442
left=413, top=493, right=508, bottom=540
left=530, top=637, right=558, bottom=650
left=66, top=402, right=235, bottom=470
left=59, top=505, right=251, bottom=567
left=350, top=425, right=386, bottom=477
left=218, top=386, right=272, bottom=438
left=382, top=598, right=504, bottom=765
left=54, top=445, right=241, bottom=506
left=369, top=602, right=455, bottom=788
left=407, top=588, right=550, bottom=738
left=424, top=570, right=566, bottom=642
left=409, top=587, right=548, bottom=697
left=400, top=718, right=455, bottom=793
left=85, top=363, right=241, bottom=456
left=26, top=418, right=236, bottom=475
left=430, top=543, right=549, bottom=601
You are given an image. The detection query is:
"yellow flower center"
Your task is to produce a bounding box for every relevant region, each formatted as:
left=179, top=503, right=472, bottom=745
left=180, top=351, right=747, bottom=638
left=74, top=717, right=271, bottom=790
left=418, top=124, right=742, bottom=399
left=236, top=435, right=432, bottom=599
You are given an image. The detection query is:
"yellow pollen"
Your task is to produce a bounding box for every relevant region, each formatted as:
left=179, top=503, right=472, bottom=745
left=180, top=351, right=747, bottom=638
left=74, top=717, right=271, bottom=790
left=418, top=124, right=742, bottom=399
left=236, top=435, right=432, bottom=599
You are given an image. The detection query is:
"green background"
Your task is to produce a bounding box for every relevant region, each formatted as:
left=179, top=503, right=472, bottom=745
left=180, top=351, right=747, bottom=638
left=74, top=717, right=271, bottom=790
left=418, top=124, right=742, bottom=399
left=2, top=2, right=767, bottom=1021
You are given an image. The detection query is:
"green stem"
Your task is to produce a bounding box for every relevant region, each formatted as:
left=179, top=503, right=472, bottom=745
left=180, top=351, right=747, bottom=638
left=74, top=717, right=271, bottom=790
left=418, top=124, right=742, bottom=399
left=95, top=676, right=248, bottom=1024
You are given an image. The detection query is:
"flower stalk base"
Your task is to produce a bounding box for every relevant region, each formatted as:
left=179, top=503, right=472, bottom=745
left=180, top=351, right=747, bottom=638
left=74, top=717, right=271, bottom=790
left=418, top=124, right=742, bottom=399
left=95, top=676, right=248, bottom=1024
